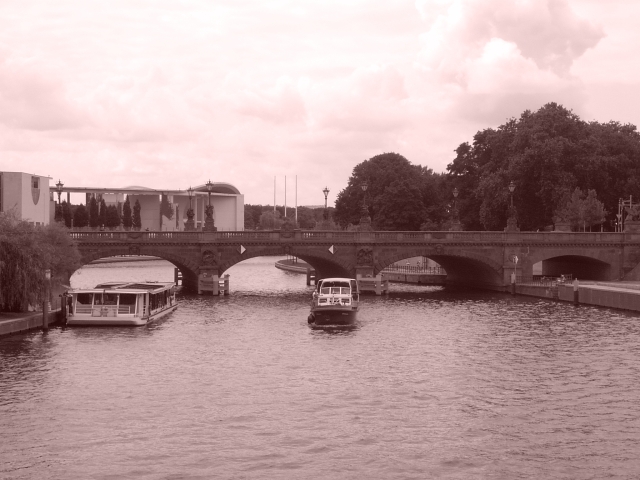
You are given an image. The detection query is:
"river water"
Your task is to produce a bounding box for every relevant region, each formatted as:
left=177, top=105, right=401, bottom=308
left=2, top=257, right=640, bottom=479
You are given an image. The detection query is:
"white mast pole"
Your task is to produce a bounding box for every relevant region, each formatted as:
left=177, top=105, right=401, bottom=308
left=274, top=176, right=276, bottom=214
left=285, top=176, right=287, bottom=219
left=295, top=175, right=298, bottom=225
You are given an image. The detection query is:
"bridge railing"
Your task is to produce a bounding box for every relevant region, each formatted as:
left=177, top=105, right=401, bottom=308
left=68, top=229, right=633, bottom=244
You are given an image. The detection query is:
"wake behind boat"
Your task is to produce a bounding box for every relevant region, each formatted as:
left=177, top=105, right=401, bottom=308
left=67, top=281, right=178, bottom=326
left=308, top=278, right=359, bottom=327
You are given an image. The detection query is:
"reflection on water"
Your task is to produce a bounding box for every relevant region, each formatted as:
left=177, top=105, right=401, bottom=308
left=2, top=256, right=640, bottom=479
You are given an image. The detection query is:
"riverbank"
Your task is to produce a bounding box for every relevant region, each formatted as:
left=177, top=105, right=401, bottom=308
left=516, top=280, right=640, bottom=314
left=275, top=259, right=447, bottom=285
left=275, top=258, right=311, bottom=273
left=90, top=256, right=162, bottom=264
left=0, top=309, right=62, bottom=337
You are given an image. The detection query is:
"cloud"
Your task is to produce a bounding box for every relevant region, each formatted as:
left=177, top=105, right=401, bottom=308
left=0, top=51, right=88, bottom=131
left=414, top=0, right=602, bottom=122
left=416, top=0, right=603, bottom=76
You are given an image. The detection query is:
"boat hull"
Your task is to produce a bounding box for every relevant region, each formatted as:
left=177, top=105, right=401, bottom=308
left=308, top=306, right=358, bottom=326
left=67, top=304, right=178, bottom=327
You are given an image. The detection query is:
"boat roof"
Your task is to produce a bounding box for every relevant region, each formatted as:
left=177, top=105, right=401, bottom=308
left=319, top=278, right=356, bottom=283
left=70, top=281, right=175, bottom=294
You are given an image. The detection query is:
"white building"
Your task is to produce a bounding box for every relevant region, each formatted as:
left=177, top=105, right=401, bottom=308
left=0, top=171, right=53, bottom=225
left=61, top=182, right=244, bottom=231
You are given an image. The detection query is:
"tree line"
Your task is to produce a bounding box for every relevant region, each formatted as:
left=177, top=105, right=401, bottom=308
left=56, top=196, right=143, bottom=229
left=332, top=103, right=640, bottom=232
left=244, top=205, right=336, bottom=230
left=0, top=212, right=81, bottom=312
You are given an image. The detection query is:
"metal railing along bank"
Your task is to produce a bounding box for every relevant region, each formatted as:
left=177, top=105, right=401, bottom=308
left=382, top=265, right=447, bottom=275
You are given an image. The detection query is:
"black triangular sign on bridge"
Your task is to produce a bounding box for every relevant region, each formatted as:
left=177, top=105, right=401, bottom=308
left=329, top=245, right=335, bottom=254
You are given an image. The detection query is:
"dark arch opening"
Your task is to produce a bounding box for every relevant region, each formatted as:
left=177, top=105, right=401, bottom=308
left=378, top=254, right=503, bottom=289
left=537, top=255, right=611, bottom=281
left=72, top=254, right=199, bottom=292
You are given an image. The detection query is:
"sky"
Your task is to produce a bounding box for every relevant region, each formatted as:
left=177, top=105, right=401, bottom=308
left=1, top=0, right=639, bottom=207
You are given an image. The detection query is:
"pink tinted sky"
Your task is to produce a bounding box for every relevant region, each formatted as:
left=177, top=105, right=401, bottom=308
left=1, top=0, right=638, bottom=206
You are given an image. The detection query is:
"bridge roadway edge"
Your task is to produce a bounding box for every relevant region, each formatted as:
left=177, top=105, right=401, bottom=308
left=69, top=230, right=640, bottom=293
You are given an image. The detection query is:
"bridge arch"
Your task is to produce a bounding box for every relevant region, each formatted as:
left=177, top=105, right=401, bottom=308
left=218, top=246, right=352, bottom=280
left=76, top=248, right=200, bottom=291
left=376, top=249, right=504, bottom=288
left=527, top=252, right=613, bottom=281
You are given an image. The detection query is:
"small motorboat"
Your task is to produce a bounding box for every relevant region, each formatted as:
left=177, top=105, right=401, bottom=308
left=308, top=278, right=359, bottom=327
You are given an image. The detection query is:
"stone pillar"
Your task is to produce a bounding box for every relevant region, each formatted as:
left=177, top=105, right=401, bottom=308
left=203, top=204, right=217, bottom=232
left=504, top=216, right=519, bottom=232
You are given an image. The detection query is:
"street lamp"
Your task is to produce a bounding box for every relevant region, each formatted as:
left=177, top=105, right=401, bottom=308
left=506, top=181, right=518, bottom=231
left=322, top=186, right=330, bottom=220
left=55, top=180, right=64, bottom=204
left=361, top=181, right=368, bottom=208
left=359, top=180, right=372, bottom=231
left=187, top=186, right=194, bottom=210
left=453, top=187, right=459, bottom=219
left=205, top=179, right=214, bottom=207
left=185, top=186, right=195, bottom=231
left=508, top=181, right=515, bottom=208
left=203, top=179, right=217, bottom=232
left=43, top=269, right=51, bottom=331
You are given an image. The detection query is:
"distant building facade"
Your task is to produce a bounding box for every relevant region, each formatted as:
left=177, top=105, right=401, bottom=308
left=0, top=171, right=53, bottom=225
left=62, top=182, right=244, bottom=231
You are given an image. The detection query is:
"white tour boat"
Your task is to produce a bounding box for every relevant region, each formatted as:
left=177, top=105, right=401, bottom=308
left=308, top=278, right=359, bottom=326
left=66, top=281, right=178, bottom=326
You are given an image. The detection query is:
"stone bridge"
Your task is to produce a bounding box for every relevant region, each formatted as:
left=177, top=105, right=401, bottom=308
left=69, top=230, right=640, bottom=292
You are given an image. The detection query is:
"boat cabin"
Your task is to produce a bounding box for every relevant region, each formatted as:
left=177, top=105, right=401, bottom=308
left=70, top=282, right=176, bottom=319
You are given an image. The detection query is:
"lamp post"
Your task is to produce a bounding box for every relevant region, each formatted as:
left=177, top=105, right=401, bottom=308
left=55, top=180, right=64, bottom=204
left=43, top=269, right=51, bottom=331
left=185, top=186, right=195, bottom=231
left=206, top=179, right=213, bottom=207
left=453, top=187, right=459, bottom=218
left=360, top=181, right=372, bottom=231
left=322, top=186, right=329, bottom=221
left=505, top=181, right=518, bottom=232
left=450, top=187, right=462, bottom=231
left=509, top=181, right=515, bottom=209
left=204, top=179, right=217, bottom=232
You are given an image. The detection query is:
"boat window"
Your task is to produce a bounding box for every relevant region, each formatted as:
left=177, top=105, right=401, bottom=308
left=320, top=287, right=351, bottom=295
left=321, top=281, right=350, bottom=289
left=119, top=294, right=137, bottom=305
left=76, top=293, right=93, bottom=305
left=94, top=293, right=118, bottom=305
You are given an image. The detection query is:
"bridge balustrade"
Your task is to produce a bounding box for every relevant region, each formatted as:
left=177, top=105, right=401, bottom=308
left=68, top=229, right=637, bottom=245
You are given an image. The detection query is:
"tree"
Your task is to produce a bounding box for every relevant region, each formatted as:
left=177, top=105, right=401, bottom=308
left=0, top=212, right=81, bottom=312
left=556, top=188, right=606, bottom=231
left=132, top=199, right=142, bottom=229
left=296, top=207, right=317, bottom=229
left=54, top=203, right=63, bottom=222
left=122, top=197, right=132, bottom=228
left=374, top=180, right=426, bottom=230
left=448, top=103, right=640, bottom=231
left=334, top=152, right=431, bottom=229
left=259, top=210, right=283, bottom=230
left=88, top=196, right=99, bottom=228
left=105, top=205, right=121, bottom=228
left=73, top=203, right=89, bottom=228
left=160, top=194, right=174, bottom=220
left=98, top=198, right=107, bottom=227
left=62, top=201, right=72, bottom=228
